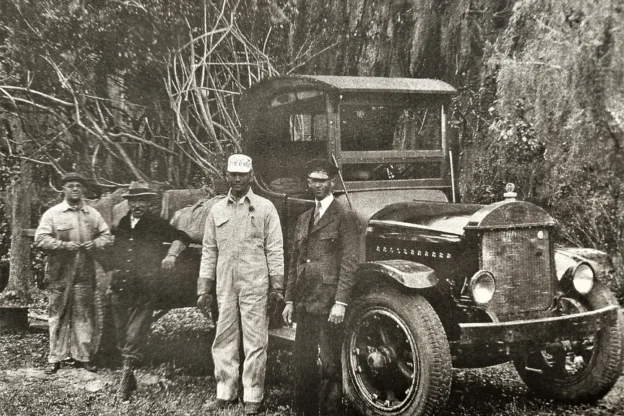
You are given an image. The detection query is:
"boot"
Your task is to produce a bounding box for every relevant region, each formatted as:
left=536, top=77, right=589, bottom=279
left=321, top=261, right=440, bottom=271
left=117, top=360, right=137, bottom=401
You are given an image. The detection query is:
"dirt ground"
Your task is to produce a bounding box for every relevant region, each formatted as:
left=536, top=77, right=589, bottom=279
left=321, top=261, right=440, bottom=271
left=1, top=308, right=623, bottom=416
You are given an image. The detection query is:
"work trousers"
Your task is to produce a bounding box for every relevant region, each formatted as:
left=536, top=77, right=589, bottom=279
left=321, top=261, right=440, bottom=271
left=293, top=311, right=344, bottom=416
left=213, top=290, right=268, bottom=404
left=111, top=291, right=153, bottom=364
left=48, top=284, right=95, bottom=363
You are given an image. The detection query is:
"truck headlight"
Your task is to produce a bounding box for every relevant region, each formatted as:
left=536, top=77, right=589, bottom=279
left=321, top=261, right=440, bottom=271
left=572, top=263, right=594, bottom=295
left=470, top=270, right=496, bottom=304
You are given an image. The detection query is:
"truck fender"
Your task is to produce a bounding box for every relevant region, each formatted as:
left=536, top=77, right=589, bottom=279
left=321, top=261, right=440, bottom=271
left=555, top=248, right=614, bottom=281
left=356, top=259, right=438, bottom=289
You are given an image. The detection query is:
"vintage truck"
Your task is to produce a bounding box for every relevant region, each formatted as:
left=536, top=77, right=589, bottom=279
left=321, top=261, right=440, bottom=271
left=29, top=75, right=623, bottom=416
left=236, top=75, right=624, bottom=415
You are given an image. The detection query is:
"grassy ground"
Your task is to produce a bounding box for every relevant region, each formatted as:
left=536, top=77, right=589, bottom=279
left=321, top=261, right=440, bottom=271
left=1, top=308, right=623, bottom=416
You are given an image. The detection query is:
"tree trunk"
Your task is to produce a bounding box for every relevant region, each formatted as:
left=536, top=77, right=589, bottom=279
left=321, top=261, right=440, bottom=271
left=283, top=0, right=507, bottom=81
left=5, top=116, right=33, bottom=304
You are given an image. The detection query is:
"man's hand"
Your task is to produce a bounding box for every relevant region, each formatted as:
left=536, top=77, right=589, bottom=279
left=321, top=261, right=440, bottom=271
left=64, top=241, right=80, bottom=251
left=81, top=240, right=95, bottom=251
left=282, top=303, right=294, bottom=327
left=268, top=289, right=284, bottom=315
left=197, top=294, right=213, bottom=312
left=328, top=303, right=346, bottom=324
left=161, top=254, right=177, bottom=269
left=197, top=294, right=214, bottom=328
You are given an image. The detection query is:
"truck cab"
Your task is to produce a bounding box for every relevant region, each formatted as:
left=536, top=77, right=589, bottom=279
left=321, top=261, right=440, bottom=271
left=240, top=75, right=457, bottom=250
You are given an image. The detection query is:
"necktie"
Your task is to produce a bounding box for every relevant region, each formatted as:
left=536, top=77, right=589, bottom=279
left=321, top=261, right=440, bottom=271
left=314, top=201, right=322, bottom=225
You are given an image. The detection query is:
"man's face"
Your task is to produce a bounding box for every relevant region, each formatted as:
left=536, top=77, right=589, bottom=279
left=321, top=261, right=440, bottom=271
left=63, top=181, right=84, bottom=204
left=128, top=197, right=152, bottom=218
left=226, top=171, right=253, bottom=196
left=308, top=176, right=334, bottom=200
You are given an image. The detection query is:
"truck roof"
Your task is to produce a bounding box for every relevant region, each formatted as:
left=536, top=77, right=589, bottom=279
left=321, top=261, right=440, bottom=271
left=243, top=75, right=457, bottom=103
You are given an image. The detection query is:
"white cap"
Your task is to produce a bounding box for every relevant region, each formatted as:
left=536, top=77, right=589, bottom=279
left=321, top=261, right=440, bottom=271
left=227, top=154, right=252, bottom=173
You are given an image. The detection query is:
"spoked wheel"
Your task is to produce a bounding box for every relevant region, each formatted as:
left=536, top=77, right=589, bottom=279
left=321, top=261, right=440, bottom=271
left=513, top=285, right=624, bottom=403
left=343, top=290, right=451, bottom=416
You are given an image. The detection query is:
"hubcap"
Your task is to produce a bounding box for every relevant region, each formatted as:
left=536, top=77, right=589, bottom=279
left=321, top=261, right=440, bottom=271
left=348, top=308, right=419, bottom=412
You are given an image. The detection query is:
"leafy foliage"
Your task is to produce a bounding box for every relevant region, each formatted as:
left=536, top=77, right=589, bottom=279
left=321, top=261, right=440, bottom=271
left=0, top=0, right=286, bottom=188
left=456, top=0, right=624, bottom=298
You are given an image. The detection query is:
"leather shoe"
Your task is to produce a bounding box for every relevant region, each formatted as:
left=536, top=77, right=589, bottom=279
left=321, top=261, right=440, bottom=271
left=244, top=401, right=262, bottom=415
left=74, top=361, right=97, bottom=372
left=204, top=398, right=238, bottom=410
left=44, top=362, right=60, bottom=375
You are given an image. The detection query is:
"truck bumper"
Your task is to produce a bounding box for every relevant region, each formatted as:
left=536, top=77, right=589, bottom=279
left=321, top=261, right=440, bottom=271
left=459, top=305, right=620, bottom=346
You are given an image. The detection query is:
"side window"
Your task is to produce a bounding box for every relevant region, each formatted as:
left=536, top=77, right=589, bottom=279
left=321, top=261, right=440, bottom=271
left=290, top=114, right=328, bottom=143
left=264, top=113, right=328, bottom=198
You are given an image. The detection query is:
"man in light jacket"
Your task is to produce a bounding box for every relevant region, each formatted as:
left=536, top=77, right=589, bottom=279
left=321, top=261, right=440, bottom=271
left=35, top=172, right=112, bottom=374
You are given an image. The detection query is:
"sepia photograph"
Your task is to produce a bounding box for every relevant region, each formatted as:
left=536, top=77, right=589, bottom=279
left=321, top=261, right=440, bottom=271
left=0, top=0, right=623, bottom=415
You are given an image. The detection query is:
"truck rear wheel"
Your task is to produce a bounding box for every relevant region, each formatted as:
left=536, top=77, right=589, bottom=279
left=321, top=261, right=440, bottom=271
left=342, top=290, right=451, bottom=416
left=513, top=284, right=624, bottom=403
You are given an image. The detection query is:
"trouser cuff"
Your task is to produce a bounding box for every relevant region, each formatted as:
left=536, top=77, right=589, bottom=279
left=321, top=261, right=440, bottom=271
left=243, top=387, right=264, bottom=403
left=216, top=384, right=238, bottom=401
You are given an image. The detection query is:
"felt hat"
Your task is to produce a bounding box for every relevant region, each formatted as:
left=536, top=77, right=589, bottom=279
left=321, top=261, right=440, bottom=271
left=122, top=180, right=158, bottom=199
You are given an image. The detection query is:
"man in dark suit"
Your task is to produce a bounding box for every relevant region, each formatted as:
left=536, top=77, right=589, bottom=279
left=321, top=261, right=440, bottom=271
left=105, top=180, right=191, bottom=401
left=282, top=159, right=359, bottom=416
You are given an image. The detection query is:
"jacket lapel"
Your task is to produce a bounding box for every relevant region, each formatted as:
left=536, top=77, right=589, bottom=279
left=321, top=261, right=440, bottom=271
left=310, top=200, right=337, bottom=234
left=300, top=208, right=313, bottom=239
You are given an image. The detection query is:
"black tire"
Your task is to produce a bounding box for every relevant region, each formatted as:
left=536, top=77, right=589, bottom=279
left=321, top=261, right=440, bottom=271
left=513, top=284, right=624, bottom=403
left=342, top=290, right=452, bottom=416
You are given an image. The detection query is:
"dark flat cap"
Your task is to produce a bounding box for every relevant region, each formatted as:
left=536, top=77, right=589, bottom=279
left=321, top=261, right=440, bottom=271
left=306, top=159, right=338, bottom=180
left=61, top=172, right=88, bottom=187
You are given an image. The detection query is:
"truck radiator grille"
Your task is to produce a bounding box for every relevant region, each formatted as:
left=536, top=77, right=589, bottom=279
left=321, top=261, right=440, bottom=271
left=481, top=228, right=553, bottom=319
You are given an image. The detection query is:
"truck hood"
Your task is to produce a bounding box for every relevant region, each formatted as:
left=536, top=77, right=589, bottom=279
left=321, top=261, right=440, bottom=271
left=362, top=198, right=556, bottom=237
left=364, top=199, right=484, bottom=236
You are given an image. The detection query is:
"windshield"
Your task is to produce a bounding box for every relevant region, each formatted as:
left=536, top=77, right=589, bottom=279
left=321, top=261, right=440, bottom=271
left=339, top=103, right=443, bottom=181
left=340, top=104, right=442, bottom=152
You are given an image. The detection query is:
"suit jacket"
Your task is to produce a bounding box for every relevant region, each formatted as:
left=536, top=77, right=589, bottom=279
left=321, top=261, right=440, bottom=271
left=102, top=213, right=191, bottom=293
left=285, top=198, right=359, bottom=316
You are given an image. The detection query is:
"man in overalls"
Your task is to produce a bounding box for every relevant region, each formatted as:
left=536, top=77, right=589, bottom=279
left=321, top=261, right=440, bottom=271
left=198, top=154, right=284, bottom=415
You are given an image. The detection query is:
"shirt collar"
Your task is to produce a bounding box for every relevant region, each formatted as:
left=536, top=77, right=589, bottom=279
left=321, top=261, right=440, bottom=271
left=130, top=215, right=141, bottom=228
left=60, top=200, right=87, bottom=212
left=227, top=187, right=256, bottom=208
left=315, top=193, right=334, bottom=213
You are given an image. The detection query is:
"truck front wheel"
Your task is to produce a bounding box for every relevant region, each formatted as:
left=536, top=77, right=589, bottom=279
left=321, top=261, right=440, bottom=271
left=513, top=284, right=624, bottom=403
left=342, top=290, right=452, bottom=416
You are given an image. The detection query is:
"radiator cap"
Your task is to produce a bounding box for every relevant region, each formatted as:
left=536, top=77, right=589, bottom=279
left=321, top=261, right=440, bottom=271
left=503, top=183, right=517, bottom=201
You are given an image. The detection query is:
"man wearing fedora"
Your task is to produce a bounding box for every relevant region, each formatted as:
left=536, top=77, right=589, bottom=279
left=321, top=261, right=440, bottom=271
left=106, top=180, right=191, bottom=401
left=282, top=159, right=359, bottom=416
left=35, top=172, right=112, bottom=375
left=198, top=154, right=284, bottom=415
